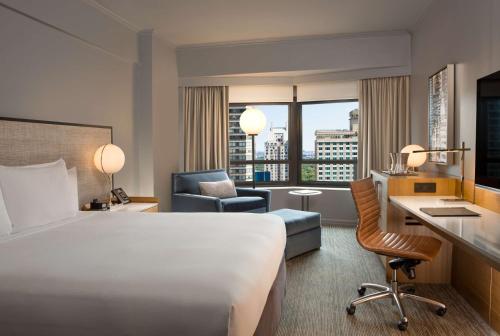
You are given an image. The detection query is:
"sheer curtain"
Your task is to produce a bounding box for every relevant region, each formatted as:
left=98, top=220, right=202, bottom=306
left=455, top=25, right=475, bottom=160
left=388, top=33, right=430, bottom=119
left=183, top=86, right=229, bottom=171
left=358, top=76, right=410, bottom=178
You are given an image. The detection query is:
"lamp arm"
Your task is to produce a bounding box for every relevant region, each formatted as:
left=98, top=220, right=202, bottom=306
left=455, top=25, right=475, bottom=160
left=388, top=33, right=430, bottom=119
left=416, top=141, right=468, bottom=200
left=414, top=147, right=470, bottom=153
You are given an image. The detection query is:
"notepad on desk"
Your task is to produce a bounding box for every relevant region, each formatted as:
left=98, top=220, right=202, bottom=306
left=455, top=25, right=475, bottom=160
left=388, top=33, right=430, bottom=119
left=419, top=207, right=481, bottom=217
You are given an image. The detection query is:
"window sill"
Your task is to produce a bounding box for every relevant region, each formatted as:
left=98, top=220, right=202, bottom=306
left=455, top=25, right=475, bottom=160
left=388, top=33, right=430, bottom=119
left=250, top=185, right=350, bottom=191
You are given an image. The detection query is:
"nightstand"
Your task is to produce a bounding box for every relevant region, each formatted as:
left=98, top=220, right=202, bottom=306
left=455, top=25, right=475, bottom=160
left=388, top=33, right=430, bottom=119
left=111, top=197, right=159, bottom=213
left=83, top=197, right=159, bottom=213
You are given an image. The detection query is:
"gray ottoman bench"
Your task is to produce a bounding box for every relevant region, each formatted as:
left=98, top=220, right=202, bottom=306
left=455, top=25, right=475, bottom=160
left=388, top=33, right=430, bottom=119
left=270, top=208, right=321, bottom=260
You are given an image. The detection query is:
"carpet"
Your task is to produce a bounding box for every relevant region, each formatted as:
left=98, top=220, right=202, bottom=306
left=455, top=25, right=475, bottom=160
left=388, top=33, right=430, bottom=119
left=276, top=225, right=496, bottom=336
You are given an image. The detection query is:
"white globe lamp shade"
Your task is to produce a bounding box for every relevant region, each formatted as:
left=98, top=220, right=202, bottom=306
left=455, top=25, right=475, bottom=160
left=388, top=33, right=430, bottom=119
left=239, top=106, right=266, bottom=135
left=94, top=144, right=125, bottom=174
left=401, top=144, right=427, bottom=168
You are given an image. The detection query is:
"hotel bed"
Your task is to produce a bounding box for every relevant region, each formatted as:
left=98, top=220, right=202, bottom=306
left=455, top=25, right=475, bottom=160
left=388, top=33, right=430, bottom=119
left=0, top=211, right=286, bottom=336
left=0, top=118, right=287, bottom=336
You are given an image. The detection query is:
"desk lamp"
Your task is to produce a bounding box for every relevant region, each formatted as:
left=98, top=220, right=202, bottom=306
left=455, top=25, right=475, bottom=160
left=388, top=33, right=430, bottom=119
left=401, top=144, right=427, bottom=172
left=414, top=141, right=470, bottom=201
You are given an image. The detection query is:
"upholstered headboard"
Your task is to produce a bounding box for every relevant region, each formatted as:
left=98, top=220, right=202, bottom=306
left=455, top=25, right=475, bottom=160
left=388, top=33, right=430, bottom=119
left=0, top=117, right=112, bottom=206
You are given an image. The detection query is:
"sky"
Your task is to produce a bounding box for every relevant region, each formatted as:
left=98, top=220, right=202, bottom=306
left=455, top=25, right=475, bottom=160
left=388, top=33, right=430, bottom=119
left=254, top=102, right=359, bottom=153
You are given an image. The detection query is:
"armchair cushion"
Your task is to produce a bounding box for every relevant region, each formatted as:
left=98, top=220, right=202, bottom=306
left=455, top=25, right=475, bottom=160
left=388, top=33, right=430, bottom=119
left=199, top=179, right=237, bottom=199
left=220, top=196, right=267, bottom=212
left=236, top=188, right=271, bottom=212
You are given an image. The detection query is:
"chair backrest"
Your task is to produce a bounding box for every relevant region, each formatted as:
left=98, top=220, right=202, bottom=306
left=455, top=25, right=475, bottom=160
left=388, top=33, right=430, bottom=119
left=172, top=169, right=230, bottom=195
left=350, top=178, right=382, bottom=246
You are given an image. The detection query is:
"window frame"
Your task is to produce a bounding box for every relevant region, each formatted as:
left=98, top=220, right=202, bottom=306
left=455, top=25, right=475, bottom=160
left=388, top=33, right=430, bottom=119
left=228, top=99, right=358, bottom=187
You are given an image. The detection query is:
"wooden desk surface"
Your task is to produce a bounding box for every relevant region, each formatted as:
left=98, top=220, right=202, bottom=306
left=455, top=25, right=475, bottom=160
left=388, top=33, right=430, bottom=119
left=390, top=196, right=500, bottom=270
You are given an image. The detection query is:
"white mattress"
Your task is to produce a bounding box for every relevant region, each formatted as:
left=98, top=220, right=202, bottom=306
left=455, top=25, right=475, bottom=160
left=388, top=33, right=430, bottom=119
left=0, top=211, right=286, bottom=336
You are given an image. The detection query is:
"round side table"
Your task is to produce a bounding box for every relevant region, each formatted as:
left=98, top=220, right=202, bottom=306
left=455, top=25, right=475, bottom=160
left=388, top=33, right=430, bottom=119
left=288, top=189, right=322, bottom=211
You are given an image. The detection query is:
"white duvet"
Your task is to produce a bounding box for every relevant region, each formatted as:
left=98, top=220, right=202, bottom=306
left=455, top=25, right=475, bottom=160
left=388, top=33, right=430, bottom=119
left=0, top=211, right=286, bottom=336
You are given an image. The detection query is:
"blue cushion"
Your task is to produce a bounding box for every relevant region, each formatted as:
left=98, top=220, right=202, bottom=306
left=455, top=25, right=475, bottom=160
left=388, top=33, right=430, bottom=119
left=173, top=170, right=229, bottom=195
left=270, top=208, right=321, bottom=236
left=220, top=196, right=266, bottom=212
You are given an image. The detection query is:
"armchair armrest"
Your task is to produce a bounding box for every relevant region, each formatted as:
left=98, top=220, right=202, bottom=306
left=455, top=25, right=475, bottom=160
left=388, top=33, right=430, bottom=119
left=236, top=188, right=271, bottom=212
left=172, top=193, right=222, bottom=212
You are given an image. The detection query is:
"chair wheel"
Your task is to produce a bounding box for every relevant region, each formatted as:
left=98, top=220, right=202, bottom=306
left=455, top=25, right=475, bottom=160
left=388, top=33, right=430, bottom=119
left=357, top=287, right=366, bottom=296
left=398, top=319, right=408, bottom=331
left=346, top=305, right=356, bottom=315
left=436, top=307, right=447, bottom=316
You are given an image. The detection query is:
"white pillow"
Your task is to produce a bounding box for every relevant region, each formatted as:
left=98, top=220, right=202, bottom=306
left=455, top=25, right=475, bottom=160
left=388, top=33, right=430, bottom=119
left=0, top=159, right=76, bottom=233
left=67, top=167, right=79, bottom=211
left=0, top=186, right=12, bottom=236
left=199, top=179, right=237, bottom=199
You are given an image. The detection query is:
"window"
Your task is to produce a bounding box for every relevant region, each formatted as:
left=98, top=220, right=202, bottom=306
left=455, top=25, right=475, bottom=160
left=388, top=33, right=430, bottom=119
left=300, top=100, right=359, bottom=185
left=228, top=100, right=358, bottom=187
left=229, top=104, right=289, bottom=183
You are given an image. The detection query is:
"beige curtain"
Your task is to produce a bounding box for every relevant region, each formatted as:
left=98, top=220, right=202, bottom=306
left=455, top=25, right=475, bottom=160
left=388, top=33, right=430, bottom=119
left=183, top=86, right=229, bottom=171
left=358, top=76, right=410, bottom=178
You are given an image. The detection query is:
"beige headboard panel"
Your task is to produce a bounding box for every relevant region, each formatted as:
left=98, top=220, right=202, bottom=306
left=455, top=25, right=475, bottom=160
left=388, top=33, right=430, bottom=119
left=0, top=117, right=112, bottom=206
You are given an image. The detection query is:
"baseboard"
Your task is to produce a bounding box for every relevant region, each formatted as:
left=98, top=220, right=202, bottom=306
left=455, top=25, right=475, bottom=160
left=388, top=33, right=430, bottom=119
left=321, top=218, right=356, bottom=226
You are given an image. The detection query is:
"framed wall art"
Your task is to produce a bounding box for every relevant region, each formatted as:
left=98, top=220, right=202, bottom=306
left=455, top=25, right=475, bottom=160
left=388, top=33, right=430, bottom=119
left=428, top=64, right=455, bottom=164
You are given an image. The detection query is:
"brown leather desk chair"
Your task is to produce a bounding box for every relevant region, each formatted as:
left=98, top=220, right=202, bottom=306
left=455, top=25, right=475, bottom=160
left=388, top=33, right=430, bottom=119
left=346, top=178, right=447, bottom=331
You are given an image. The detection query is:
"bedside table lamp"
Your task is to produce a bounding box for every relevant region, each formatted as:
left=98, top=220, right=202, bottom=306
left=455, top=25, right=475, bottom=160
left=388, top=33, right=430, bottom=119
left=239, top=106, right=266, bottom=189
left=94, top=144, right=125, bottom=206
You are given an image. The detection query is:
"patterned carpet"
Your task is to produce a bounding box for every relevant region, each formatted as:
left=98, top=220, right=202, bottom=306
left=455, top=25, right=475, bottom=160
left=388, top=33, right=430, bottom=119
left=276, top=226, right=497, bottom=336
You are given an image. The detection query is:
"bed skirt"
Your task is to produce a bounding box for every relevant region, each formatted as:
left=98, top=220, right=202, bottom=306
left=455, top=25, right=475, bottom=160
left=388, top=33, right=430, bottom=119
left=254, top=256, right=286, bottom=336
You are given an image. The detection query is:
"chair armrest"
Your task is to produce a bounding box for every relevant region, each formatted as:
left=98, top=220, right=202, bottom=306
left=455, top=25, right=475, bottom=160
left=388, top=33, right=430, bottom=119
left=236, top=188, right=271, bottom=212
left=172, top=193, right=222, bottom=212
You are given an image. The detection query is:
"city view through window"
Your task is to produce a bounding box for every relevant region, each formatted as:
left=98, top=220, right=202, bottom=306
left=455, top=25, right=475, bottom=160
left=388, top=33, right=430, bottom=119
left=301, top=101, right=359, bottom=183
left=229, top=101, right=359, bottom=185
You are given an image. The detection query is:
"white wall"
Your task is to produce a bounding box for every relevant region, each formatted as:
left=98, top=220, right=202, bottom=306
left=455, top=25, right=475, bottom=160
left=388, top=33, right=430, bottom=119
left=177, top=32, right=410, bottom=78
left=411, top=0, right=500, bottom=179
left=134, top=31, right=154, bottom=196
left=0, top=1, right=138, bottom=191
left=229, top=85, right=293, bottom=103
left=0, top=1, right=180, bottom=210
left=180, top=66, right=412, bottom=87
left=134, top=30, right=180, bottom=211
left=152, top=35, right=179, bottom=211
left=297, top=81, right=358, bottom=101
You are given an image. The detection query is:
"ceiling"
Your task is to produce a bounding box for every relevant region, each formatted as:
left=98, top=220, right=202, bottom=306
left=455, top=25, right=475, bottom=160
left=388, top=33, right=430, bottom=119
left=93, top=0, right=433, bottom=47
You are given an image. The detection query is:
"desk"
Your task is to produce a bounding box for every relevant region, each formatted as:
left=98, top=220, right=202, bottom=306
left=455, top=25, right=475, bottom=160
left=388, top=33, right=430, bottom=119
left=371, top=170, right=458, bottom=284
left=390, top=196, right=500, bottom=270
left=391, top=196, right=500, bottom=331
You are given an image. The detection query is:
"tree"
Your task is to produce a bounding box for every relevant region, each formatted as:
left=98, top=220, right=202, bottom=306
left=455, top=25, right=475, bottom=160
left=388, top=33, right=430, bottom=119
left=301, top=164, right=316, bottom=181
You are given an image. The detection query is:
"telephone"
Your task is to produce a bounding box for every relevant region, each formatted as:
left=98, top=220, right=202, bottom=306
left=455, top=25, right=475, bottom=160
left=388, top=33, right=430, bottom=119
left=112, top=188, right=130, bottom=204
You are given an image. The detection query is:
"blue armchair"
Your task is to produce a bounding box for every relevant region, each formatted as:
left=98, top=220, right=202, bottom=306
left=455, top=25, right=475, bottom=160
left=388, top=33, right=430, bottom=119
left=172, top=169, right=271, bottom=213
